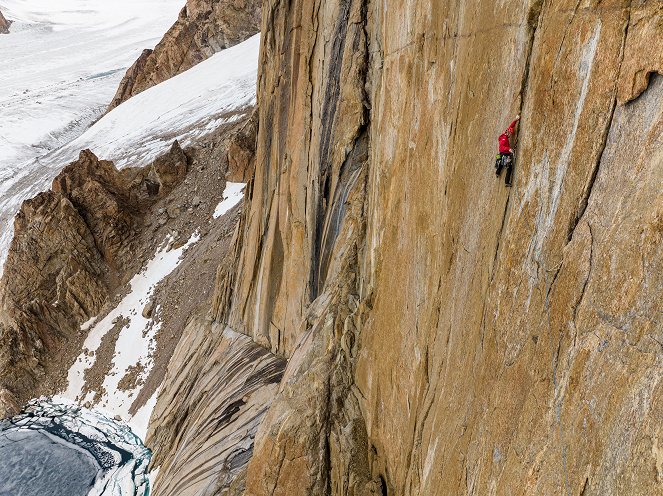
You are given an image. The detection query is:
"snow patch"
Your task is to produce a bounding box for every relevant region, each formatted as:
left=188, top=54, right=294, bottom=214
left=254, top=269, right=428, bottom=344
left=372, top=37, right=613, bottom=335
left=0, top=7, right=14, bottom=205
left=130, top=388, right=160, bottom=441
left=213, top=182, right=246, bottom=219
left=148, top=467, right=160, bottom=495
left=64, top=232, right=200, bottom=432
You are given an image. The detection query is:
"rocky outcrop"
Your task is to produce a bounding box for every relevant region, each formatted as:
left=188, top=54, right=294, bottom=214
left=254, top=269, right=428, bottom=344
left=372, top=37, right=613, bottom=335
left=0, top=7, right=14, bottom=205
left=108, top=0, right=261, bottom=110
left=617, top=1, right=663, bottom=103
left=0, top=10, right=11, bottom=34
left=0, top=389, right=19, bottom=418
left=226, top=109, right=258, bottom=183
left=107, top=49, right=153, bottom=110
left=147, top=319, right=285, bottom=496
left=0, top=145, right=187, bottom=408
left=203, top=0, right=663, bottom=494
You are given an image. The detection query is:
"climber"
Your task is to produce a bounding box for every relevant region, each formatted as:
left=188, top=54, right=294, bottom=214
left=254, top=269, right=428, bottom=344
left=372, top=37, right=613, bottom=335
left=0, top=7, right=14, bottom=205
left=495, top=115, right=520, bottom=186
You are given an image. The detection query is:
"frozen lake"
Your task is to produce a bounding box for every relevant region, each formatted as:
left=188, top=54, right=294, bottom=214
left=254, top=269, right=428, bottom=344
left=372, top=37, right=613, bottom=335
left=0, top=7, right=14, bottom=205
left=0, top=431, right=100, bottom=496
left=0, top=399, right=151, bottom=496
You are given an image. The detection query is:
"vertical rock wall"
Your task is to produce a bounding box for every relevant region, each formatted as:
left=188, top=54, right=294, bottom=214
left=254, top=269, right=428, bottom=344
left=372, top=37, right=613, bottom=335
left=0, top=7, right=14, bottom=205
left=226, top=0, right=370, bottom=358
left=220, top=0, right=662, bottom=494
left=356, top=1, right=662, bottom=494
left=147, top=319, right=285, bottom=496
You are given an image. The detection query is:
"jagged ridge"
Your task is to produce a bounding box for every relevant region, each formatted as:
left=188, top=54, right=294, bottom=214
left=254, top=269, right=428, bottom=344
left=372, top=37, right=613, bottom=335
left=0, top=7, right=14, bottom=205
left=108, top=0, right=261, bottom=110
left=0, top=144, right=188, bottom=416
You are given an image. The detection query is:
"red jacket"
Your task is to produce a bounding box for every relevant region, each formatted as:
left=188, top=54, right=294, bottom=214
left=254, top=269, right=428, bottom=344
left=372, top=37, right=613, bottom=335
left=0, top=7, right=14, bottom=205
left=498, top=119, right=519, bottom=154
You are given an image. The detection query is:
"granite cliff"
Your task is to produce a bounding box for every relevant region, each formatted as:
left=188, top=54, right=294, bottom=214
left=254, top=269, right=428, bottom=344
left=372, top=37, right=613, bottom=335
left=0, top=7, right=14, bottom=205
left=214, top=0, right=662, bottom=494
left=0, top=0, right=661, bottom=495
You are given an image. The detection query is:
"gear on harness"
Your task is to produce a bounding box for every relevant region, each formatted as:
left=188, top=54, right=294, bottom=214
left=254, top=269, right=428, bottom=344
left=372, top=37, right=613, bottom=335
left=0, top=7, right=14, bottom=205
left=495, top=153, right=514, bottom=186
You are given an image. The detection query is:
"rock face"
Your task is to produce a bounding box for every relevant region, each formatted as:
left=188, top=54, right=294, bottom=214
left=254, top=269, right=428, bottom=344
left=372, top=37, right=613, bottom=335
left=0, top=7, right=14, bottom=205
left=206, top=0, right=663, bottom=494
left=2, top=0, right=661, bottom=494
left=226, top=109, right=258, bottom=183
left=0, top=10, right=10, bottom=34
left=147, top=320, right=285, bottom=496
left=0, top=145, right=187, bottom=408
left=108, top=0, right=261, bottom=110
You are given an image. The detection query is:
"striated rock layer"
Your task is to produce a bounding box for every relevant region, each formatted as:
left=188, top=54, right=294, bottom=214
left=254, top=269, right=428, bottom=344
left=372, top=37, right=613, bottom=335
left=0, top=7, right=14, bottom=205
left=205, top=0, right=663, bottom=494
left=147, top=319, right=285, bottom=496
left=108, top=0, right=261, bottom=110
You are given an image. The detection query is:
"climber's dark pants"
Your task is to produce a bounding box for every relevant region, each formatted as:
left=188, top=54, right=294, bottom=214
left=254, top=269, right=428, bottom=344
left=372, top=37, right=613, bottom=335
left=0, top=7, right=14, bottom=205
left=495, top=153, right=513, bottom=185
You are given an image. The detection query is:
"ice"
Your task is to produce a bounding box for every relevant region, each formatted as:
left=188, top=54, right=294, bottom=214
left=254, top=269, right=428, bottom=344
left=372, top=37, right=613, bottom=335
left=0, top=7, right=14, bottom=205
left=0, top=397, right=152, bottom=495
left=0, top=430, right=99, bottom=496
left=0, top=0, right=183, bottom=167
left=213, top=182, right=246, bottom=219
left=64, top=232, right=200, bottom=431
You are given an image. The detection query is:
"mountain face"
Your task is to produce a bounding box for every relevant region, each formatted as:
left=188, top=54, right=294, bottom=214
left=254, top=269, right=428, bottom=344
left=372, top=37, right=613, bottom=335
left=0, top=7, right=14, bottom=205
left=108, top=0, right=261, bottom=110
left=1, top=0, right=662, bottom=495
left=217, top=0, right=662, bottom=494
left=0, top=10, right=10, bottom=34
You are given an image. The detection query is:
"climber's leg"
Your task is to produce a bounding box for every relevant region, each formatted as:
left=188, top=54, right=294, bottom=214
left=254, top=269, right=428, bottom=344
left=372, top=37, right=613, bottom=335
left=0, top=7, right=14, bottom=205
left=495, top=154, right=504, bottom=176
left=505, top=155, right=513, bottom=186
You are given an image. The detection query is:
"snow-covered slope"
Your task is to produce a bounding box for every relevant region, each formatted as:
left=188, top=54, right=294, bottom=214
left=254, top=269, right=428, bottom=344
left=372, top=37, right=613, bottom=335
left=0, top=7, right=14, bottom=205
left=0, top=0, right=183, bottom=270
left=0, top=0, right=183, bottom=166
left=57, top=33, right=259, bottom=169
left=63, top=233, right=201, bottom=436
left=0, top=31, right=260, bottom=268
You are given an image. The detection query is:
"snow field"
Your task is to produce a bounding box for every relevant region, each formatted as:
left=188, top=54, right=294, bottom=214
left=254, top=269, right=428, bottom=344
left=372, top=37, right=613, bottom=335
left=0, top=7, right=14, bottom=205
left=0, top=0, right=184, bottom=166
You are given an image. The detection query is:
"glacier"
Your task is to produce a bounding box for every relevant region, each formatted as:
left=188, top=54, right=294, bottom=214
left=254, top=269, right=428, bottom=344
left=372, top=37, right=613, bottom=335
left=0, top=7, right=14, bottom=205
left=0, top=0, right=183, bottom=167
left=0, top=31, right=259, bottom=269
left=0, top=398, right=152, bottom=496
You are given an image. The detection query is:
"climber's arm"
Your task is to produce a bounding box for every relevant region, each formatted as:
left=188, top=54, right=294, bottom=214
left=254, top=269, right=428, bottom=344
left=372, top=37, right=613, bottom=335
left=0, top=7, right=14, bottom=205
left=507, top=116, right=520, bottom=135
